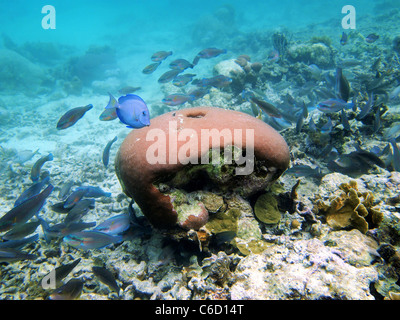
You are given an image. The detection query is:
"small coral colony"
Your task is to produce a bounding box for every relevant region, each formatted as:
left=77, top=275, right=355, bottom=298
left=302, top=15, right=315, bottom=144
left=1, top=12, right=400, bottom=300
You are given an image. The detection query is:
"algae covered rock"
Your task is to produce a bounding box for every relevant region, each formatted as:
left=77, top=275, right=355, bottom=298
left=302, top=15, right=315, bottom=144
left=287, top=42, right=335, bottom=68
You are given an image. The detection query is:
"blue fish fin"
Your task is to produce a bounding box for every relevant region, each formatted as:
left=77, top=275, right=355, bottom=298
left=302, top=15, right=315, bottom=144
left=105, top=93, right=119, bottom=109
left=126, top=125, right=134, bottom=129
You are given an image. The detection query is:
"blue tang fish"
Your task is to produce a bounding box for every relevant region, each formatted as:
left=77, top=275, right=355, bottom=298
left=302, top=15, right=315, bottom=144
left=64, top=231, right=123, bottom=250
left=105, top=93, right=150, bottom=129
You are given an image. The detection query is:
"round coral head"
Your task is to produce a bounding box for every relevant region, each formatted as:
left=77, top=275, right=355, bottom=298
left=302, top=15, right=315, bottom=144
left=115, top=106, right=290, bottom=229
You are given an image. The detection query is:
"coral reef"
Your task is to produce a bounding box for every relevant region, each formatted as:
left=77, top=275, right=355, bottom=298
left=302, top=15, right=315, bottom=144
left=314, top=179, right=383, bottom=234
left=115, top=106, right=290, bottom=229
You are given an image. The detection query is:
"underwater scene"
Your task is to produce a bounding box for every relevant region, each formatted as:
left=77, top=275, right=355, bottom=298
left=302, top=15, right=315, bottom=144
left=1, top=0, right=400, bottom=301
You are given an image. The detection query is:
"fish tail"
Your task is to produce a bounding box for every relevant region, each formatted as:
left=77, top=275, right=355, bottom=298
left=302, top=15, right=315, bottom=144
left=105, top=93, right=118, bottom=109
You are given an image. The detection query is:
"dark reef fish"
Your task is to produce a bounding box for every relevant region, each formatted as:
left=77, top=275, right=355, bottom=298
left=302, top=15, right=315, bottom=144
left=335, top=68, right=351, bottom=102
left=250, top=97, right=282, bottom=118
left=49, top=278, right=83, bottom=300
left=102, top=136, right=118, bottom=168
left=56, top=104, right=93, bottom=130
left=64, top=198, right=95, bottom=224
left=0, top=234, right=39, bottom=250
left=105, top=93, right=150, bottom=129
left=74, top=186, right=111, bottom=198
left=92, top=266, right=120, bottom=295
left=151, top=50, right=172, bottom=62
left=357, top=92, right=375, bottom=120
left=2, top=220, right=41, bottom=240
left=285, top=164, right=323, bottom=179
left=142, top=62, right=161, bottom=74
left=390, top=139, right=400, bottom=172
left=63, top=231, right=123, bottom=250
left=31, top=153, right=53, bottom=182
left=41, top=219, right=96, bottom=241
left=158, top=69, right=181, bottom=83
left=63, top=188, right=89, bottom=209
left=328, top=149, right=385, bottom=176
left=365, top=33, right=379, bottom=43
left=0, top=248, right=37, bottom=263
left=317, top=98, right=354, bottom=113
left=15, top=176, right=50, bottom=206
left=340, top=32, right=348, bottom=45
left=162, top=94, right=191, bottom=106
left=192, top=48, right=227, bottom=65
left=43, top=258, right=81, bottom=284
left=0, top=184, right=54, bottom=232
left=58, top=181, right=74, bottom=201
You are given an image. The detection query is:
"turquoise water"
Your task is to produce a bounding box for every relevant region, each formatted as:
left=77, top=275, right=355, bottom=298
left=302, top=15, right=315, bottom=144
left=1, top=0, right=400, bottom=301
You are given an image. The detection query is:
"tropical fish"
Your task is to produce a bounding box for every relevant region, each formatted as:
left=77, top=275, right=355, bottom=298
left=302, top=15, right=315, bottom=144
left=195, top=75, right=232, bottom=88
left=0, top=248, right=37, bottom=263
left=118, top=86, right=141, bottom=95
left=41, top=219, right=96, bottom=240
left=285, top=165, right=323, bottom=179
left=64, top=231, right=123, bottom=250
left=250, top=97, right=282, bottom=118
left=2, top=220, right=41, bottom=241
left=94, top=214, right=130, bottom=235
left=31, top=153, right=53, bottom=182
left=49, top=278, right=83, bottom=300
left=56, top=104, right=93, bottom=130
left=44, top=258, right=81, bottom=285
left=64, top=199, right=95, bottom=225
left=320, top=117, right=333, bottom=134
left=192, top=48, right=227, bottom=65
left=74, top=186, right=111, bottom=198
left=58, top=181, right=74, bottom=201
left=0, top=234, right=39, bottom=250
left=357, top=92, right=375, bottom=120
left=317, top=99, right=354, bottom=113
left=63, top=188, right=89, bottom=209
left=0, top=184, right=54, bottom=232
left=92, top=266, right=120, bottom=295
left=328, top=149, right=385, bottom=176
left=187, top=88, right=208, bottom=101
left=340, top=32, right=348, bottom=45
left=212, top=231, right=236, bottom=246
left=142, top=62, right=161, bottom=74
left=335, top=68, right=351, bottom=102
left=151, top=50, right=172, bottom=62
left=99, top=100, right=118, bottom=121
left=15, top=176, right=50, bottom=207
left=105, top=93, right=150, bottom=129
left=390, top=139, right=400, bottom=172
left=340, top=110, right=351, bottom=131
left=172, top=73, right=196, bottom=87
left=309, top=117, right=317, bottom=132
left=389, top=85, right=400, bottom=100
left=14, top=149, right=39, bottom=164
left=169, top=59, right=193, bottom=71
left=384, top=122, right=400, bottom=140
left=102, top=136, right=118, bottom=168
left=158, top=69, right=181, bottom=83
left=162, top=94, right=191, bottom=106
left=365, top=33, right=379, bottom=43
left=308, top=64, right=322, bottom=80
